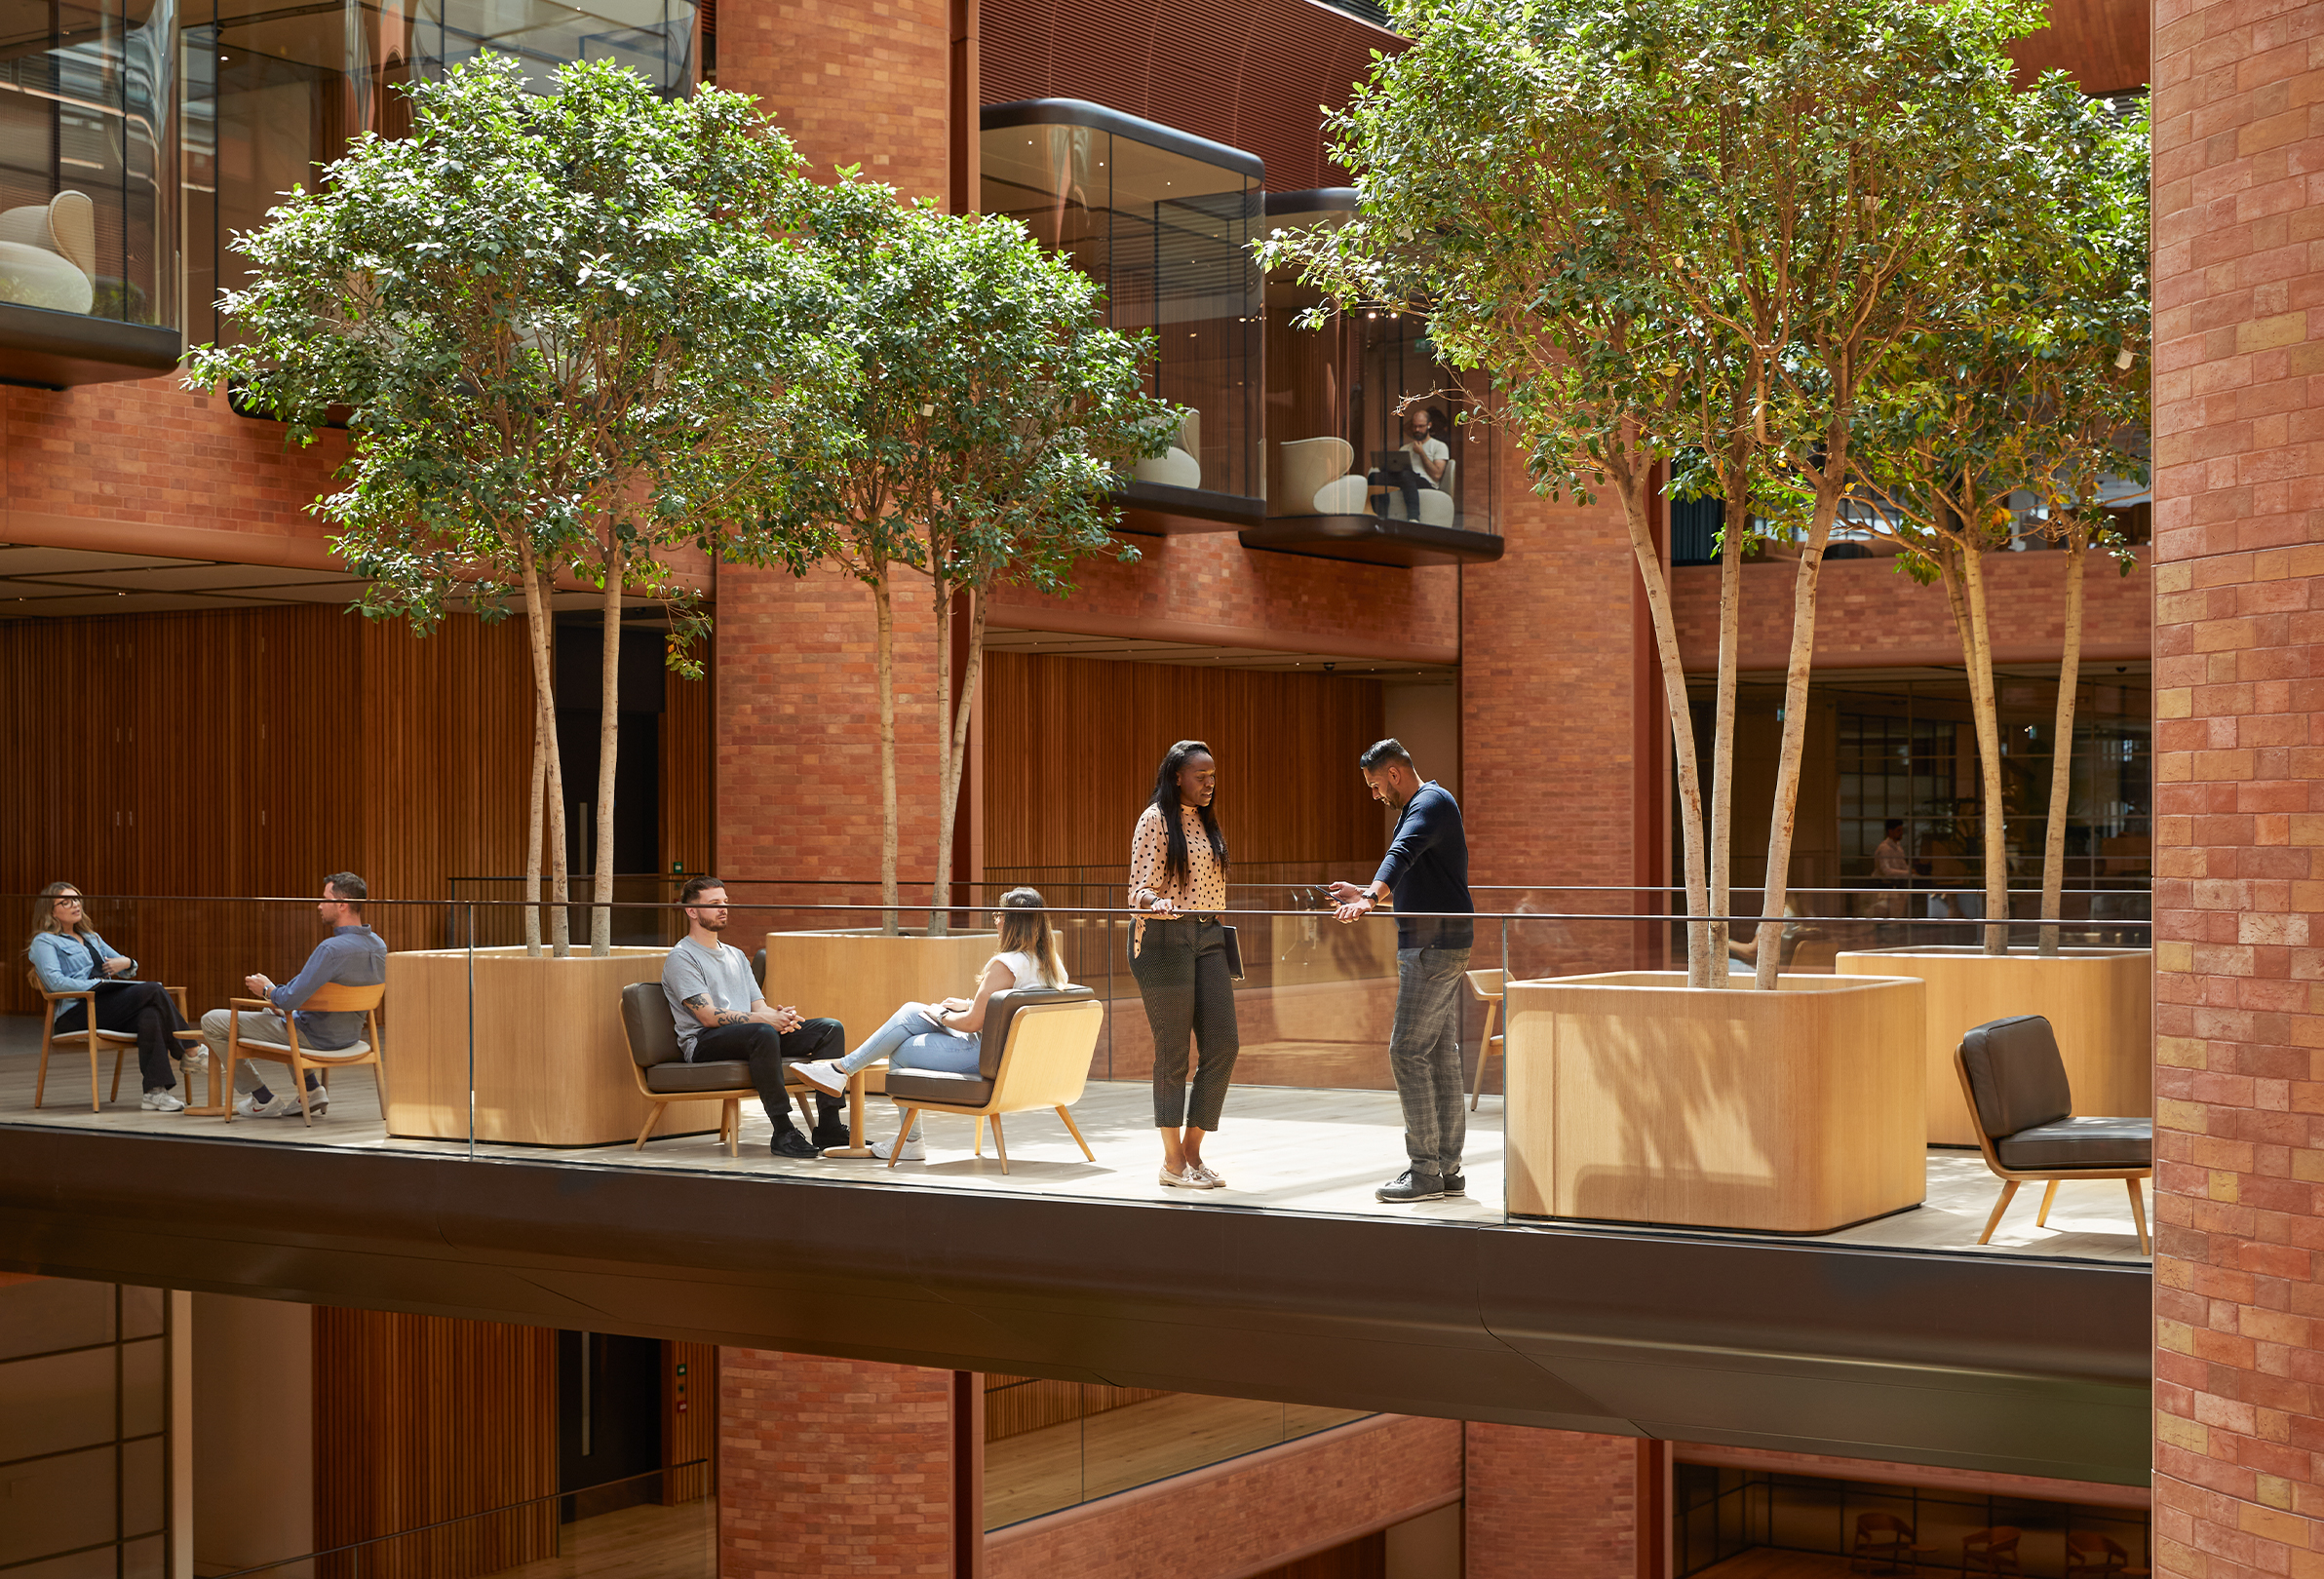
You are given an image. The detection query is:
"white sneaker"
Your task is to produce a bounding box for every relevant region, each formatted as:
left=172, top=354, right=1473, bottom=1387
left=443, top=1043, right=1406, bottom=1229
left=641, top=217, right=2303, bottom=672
left=178, top=1048, right=210, bottom=1071
left=793, top=1059, right=849, bottom=1098
left=1160, top=1163, right=1213, bottom=1189
left=871, top=1132, right=924, bottom=1162
left=232, top=1091, right=270, bottom=1117
left=140, top=1090, right=185, bottom=1112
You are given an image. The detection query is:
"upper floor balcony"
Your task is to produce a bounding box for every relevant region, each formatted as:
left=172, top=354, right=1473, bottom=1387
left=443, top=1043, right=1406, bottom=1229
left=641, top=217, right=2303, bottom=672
left=0, top=880, right=2153, bottom=1486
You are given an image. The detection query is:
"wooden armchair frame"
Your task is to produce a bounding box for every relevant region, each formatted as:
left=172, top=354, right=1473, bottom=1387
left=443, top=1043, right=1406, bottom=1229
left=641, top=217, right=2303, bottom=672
left=1954, top=1048, right=2150, bottom=1252
left=222, top=982, right=387, bottom=1128
left=27, top=967, right=207, bottom=1112
left=1466, top=968, right=1505, bottom=1109
left=889, top=998, right=1104, bottom=1175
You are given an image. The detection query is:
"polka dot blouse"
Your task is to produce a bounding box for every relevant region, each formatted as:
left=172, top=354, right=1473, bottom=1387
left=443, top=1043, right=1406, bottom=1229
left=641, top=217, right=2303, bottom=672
left=1128, top=802, right=1227, bottom=925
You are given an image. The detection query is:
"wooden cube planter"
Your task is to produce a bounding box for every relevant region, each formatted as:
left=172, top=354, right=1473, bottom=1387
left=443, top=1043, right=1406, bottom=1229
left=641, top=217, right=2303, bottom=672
left=1503, top=971, right=1926, bottom=1233
left=1834, top=945, right=2151, bottom=1147
left=759, top=930, right=1000, bottom=1059
left=385, top=946, right=723, bottom=1145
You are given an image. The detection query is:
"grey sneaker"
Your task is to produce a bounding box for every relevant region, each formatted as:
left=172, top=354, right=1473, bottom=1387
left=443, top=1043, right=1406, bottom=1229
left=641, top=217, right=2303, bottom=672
left=1443, top=1172, right=1466, bottom=1197
left=140, top=1090, right=185, bottom=1112
left=1376, top=1169, right=1446, bottom=1203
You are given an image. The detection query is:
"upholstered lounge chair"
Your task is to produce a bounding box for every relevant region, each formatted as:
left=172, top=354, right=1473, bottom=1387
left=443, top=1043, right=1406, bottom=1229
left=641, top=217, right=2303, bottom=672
left=0, top=190, right=97, bottom=315
left=619, top=980, right=816, bottom=1156
left=1279, top=437, right=1369, bottom=515
left=881, top=984, right=1103, bottom=1173
left=1133, top=409, right=1202, bottom=490
left=1956, top=1014, right=2151, bottom=1251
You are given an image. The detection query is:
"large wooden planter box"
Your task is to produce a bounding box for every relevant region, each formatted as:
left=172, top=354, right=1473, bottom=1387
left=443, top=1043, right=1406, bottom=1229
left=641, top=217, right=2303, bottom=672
left=1503, top=971, right=1925, bottom=1233
left=760, top=930, right=1000, bottom=1058
left=1834, top=945, right=2151, bottom=1146
left=385, top=946, right=723, bottom=1145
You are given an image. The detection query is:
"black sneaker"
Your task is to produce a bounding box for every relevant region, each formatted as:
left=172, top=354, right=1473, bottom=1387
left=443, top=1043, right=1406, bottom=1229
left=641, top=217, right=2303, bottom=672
left=770, top=1128, right=820, bottom=1160
left=1376, top=1169, right=1446, bottom=1203
left=809, top=1123, right=851, bottom=1151
left=1443, top=1172, right=1466, bottom=1197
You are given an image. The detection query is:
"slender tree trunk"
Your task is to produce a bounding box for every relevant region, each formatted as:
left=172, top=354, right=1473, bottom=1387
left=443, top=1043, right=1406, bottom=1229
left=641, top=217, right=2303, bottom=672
left=872, top=568, right=900, bottom=936
left=591, top=543, right=625, bottom=956
left=2039, top=532, right=2088, bottom=954
left=523, top=702, right=545, bottom=955
left=1620, top=475, right=1713, bottom=985
left=518, top=549, right=568, bottom=956
left=1750, top=488, right=1840, bottom=991
left=929, top=580, right=954, bottom=938
left=931, top=584, right=985, bottom=940
left=1709, top=461, right=1746, bottom=982
left=1958, top=547, right=2008, bottom=954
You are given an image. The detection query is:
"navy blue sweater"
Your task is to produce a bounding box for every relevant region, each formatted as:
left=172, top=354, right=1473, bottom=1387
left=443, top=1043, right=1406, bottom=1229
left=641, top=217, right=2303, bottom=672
left=1373, top=782, right=1474, bottom=949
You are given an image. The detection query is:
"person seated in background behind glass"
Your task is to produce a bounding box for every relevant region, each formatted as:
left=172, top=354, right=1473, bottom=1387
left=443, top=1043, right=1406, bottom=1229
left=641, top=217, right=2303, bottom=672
left=27, top=882, right=201, bottom=1111
left=1369, top=406, right=1451, bottom=520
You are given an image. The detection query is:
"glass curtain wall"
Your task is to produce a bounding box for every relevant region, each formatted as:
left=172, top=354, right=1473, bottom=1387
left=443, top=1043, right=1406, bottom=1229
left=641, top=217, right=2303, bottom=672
left=981, top=102, right=1260, bottom=505
left=1261, top=194, right=1494, bottom=532
left=0, top=0, right=175, bottom=325
left=183, top=0, right=696, bottom=345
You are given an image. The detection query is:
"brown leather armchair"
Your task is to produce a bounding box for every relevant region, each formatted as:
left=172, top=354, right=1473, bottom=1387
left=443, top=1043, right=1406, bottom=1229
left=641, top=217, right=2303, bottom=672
left=882, top=984, right=1104, bottom=1173
left=619, top=981, right=816, bottom=1156
left=1956, top=1014, right=2151, bottom=1251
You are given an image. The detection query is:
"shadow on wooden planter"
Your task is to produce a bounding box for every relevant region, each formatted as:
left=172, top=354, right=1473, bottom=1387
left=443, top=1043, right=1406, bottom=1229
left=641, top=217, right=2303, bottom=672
left=1504, top=970, right=1926, bottom=1234
left=1835, top=945, right=2151, bottom=1147
left=385, top=946, right=724, bottom=1145
left=760, top=930, right=1001, bottom=1061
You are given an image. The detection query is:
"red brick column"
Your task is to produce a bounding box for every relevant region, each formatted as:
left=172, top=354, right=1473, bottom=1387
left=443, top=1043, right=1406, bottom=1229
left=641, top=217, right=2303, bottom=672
left=719, top=1350, right=962, bottom=1577
left=1464, top=1424, right=1641, bottom=1579
left=2150, top=1, right=2324, bottom=1573
left=717, top=0, right=950, bottom=204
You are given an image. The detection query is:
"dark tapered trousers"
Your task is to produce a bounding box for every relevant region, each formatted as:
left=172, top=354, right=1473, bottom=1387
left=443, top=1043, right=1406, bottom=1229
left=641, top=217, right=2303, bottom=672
left=690, top=1018, right=845, bottom=1132
left=55, top=982, right=191, bottom=1093
left=1132, top=917, right=1240, bottom=1130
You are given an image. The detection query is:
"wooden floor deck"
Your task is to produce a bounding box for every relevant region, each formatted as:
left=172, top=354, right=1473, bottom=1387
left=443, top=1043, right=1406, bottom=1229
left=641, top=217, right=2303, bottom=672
left=0, top=1019, right=2149, bottom=1263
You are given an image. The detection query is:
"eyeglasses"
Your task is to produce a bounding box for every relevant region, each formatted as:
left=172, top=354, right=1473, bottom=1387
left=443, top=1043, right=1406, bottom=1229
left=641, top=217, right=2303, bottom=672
left=54, top=898, right=82, bottom=907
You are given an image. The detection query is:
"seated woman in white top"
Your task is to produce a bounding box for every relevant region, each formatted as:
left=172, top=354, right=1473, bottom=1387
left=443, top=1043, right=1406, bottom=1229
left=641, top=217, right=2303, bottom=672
left=793, top=886, right=1070, bottom=1160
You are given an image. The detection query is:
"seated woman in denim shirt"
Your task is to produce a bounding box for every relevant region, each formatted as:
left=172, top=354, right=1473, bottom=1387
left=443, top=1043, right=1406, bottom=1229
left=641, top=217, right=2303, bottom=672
left=27, top=881, right=200, bottom=1111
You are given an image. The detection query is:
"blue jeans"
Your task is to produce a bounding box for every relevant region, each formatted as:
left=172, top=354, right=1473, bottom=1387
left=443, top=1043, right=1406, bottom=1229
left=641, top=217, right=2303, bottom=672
left=1389, top=945, right=1471, bottom=1175
left=835, top=1003, right=982, bottom=1076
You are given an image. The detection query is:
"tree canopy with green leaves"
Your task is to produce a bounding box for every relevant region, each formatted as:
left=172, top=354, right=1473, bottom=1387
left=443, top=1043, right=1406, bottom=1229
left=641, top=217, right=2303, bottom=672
left=767, top=184, right=1174, bottom=928
left=1268, top=0, right=2058, bottom=985
left=188, top=55, right=851, bottom=954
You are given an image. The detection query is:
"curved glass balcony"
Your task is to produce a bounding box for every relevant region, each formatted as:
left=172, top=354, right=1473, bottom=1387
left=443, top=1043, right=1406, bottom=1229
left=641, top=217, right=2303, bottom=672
left=981, top=98, right=1262, bottom=531
left=1253, top=189, right=1500, bottom=567
left=0, top=0, right=179, bottom=385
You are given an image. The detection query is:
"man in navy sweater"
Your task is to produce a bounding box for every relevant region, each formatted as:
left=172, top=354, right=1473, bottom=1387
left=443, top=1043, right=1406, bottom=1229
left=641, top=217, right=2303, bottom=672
left=1330, top=739, right=1475, bottom=1203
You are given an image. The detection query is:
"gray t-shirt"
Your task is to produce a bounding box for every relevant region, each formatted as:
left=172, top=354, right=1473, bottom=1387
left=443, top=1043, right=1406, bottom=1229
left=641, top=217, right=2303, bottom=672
left=661, top=937, right=757, bottom=1058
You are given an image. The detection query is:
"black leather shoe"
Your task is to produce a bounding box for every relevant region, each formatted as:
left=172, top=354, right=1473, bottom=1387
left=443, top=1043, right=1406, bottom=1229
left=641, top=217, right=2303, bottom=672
left=1376, top=1168, right=1446, bottom=1203
left=809, top=1123, right=851, bottom=1151
left=1443, top=1172, right=1466, bottom=1197
left=770, top=1128, right=819, bottom=1160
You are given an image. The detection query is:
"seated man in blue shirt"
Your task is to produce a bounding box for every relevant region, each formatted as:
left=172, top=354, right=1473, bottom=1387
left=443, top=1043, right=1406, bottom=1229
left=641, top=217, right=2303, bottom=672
left=202, top=872, right=388, bottom=1118
left=662, top=876, right=848, bottom=1160
left=1330, top=739, right=1475, bottom=1204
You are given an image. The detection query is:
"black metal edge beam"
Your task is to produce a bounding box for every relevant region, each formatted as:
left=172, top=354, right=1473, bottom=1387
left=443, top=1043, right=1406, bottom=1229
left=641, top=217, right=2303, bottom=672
left=0, top=301, right=182, bottom=389
left=0, top=1127, right=2151, bottom=1484
left=1239, top=517, right=1507, bottom=566
left=980, top=99, right=1265, bottom=180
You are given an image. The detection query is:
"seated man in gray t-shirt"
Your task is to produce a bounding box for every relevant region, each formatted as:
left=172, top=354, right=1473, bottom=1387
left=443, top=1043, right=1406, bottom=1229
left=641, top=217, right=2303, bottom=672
left=661, top=876, right=846, bottom=1159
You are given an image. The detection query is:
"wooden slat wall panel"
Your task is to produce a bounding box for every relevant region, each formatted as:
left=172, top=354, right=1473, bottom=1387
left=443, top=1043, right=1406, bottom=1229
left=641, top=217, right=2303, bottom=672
left=0, top=604, right=549, bottom=1017
left=662, top=1340, right=717, bottom=1505
left=313, top=1309, right=558, bottom=1579
left=980, top=651, right=1386, bottom=873
left=983, top=1373, right=1177, bottom=1442
left=659, top=661, right=714, bottom=880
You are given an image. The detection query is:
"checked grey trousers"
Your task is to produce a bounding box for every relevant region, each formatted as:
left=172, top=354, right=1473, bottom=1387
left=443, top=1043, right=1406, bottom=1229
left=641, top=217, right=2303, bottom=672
left=1390, top=944, right=1471, bottom=1176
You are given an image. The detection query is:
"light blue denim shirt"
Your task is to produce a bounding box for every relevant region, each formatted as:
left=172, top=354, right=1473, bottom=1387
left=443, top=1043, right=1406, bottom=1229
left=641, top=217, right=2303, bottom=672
left=28, top=928, right=137, bottom=1023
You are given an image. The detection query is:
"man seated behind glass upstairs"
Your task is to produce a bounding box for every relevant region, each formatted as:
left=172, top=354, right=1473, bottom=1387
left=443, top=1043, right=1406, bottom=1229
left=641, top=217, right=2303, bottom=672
left=204, top=872, right=386, bottom=1119
left=661, top=875, right=849, bottom=1160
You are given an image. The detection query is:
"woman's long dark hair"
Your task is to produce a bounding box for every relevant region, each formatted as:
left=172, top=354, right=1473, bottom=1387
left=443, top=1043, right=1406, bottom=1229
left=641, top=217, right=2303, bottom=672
left=1147, top=740, right=1228, bottom=887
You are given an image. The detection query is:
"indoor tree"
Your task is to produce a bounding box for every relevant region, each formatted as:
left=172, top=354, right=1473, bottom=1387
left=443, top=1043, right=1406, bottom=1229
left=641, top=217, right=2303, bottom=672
left=1268, top=0, right=2040, bottom=987
left=191, top=55, right=847, bottom=955
left=767, top=185, right=1168, bottom=933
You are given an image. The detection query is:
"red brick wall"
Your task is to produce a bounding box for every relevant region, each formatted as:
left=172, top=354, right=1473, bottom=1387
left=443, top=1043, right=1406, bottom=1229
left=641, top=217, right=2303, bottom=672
left=717, top=0, right=951, bottom=202
left=1672, top=552, right=2153, bottom=674
left=2150, top=4, right=2324, bottom=1579
left=1461, top=464, right=1645, bottom=886
left=984, top=1414, right=1459, bottom=1579
left=719, top=1350, right=957, bottom=1578
left=1464, top=1424, right=1639, bottom=1579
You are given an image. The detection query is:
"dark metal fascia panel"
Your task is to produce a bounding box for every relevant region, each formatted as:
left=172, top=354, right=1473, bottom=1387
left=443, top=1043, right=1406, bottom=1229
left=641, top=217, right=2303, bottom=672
left=0, top=1127, right=2150, bottom=1483
left=981, top=97, right=1266, bottom=179
left=1263, top=187, right=1358, bottom=215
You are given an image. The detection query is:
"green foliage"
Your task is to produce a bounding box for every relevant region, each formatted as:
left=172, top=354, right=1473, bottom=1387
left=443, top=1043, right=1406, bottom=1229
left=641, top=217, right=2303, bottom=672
left=187, top=54, right=854, bottom=653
